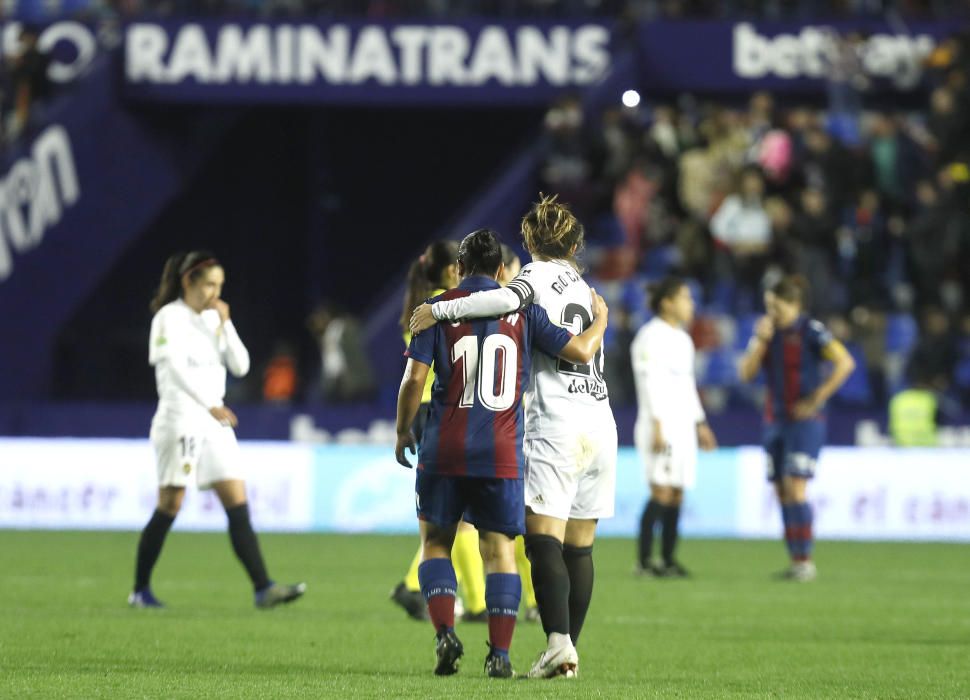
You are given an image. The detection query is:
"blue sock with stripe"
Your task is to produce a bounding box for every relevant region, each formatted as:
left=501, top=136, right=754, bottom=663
left=485, top=573, right=521, bottom=658
left=781, top=504, right=797, bottom=559
left=418, top=558, right=457, bottom=632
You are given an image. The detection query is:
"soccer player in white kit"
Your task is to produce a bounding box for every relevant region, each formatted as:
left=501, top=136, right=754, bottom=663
left=129, top=251, right=306, bottom=609
left=411, top=196, right=616, bottom=679
left=631, top=278, right=717, bottom=577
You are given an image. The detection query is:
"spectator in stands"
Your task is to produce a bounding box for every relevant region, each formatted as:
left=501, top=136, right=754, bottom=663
left=6, top=26, right=51, bottom=140
left=790, top=187, right=841, bottom=315
left=841, top=189, right=890, bottom=309
left=905, top=179, right=957, bottom=309
left=801, top=126, right=857, bottom=214
left=306, top=302, right=375, bottom=402
left=537, top=95, right=603, bottom=219
left=889, top=373, right=940, bottom=447
left=907, top=307, right=958, bottom=393
left=709, top=165, right=772, bottom=305
left=262, top=341, right=298, bottom=403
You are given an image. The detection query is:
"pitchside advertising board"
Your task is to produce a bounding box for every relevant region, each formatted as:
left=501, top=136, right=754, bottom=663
left=1, top=439, right=968, bottom=541
left=122, top=20, right=613, bottom=104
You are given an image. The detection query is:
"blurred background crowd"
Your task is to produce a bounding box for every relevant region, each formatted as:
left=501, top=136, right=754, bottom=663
left=1, top=0, right=968, bottom=444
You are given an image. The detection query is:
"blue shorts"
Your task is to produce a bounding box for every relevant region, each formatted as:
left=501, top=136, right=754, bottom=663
left=763, top=420, right=825, bottom=482
left=415, top=470, right=524, bottom=538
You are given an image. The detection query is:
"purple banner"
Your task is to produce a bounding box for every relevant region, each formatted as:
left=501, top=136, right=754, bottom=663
left=123, top=20, right=613, bottom=105
left=637, top=20, right=960, bottom=93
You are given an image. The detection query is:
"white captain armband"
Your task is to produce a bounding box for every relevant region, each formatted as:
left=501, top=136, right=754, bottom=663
left=506, top=279, right=535, bottom=309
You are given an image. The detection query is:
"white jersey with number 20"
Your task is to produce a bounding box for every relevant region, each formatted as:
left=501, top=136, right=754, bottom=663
left=431, top=259, right=614, bottom=437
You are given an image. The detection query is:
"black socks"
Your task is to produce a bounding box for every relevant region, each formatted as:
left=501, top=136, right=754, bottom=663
left=563, top=544, right=594, bottom=646
left=661, top=504, right=681, bottom=566
left=226, top=503, right=271, bottom=592
left=134, top=509, right=175, bottom=591
left=638, top=499, right=663, bottom=567
left=525, top=534, right=570, bottom=638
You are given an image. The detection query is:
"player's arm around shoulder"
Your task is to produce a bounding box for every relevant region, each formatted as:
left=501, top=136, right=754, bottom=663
left=557, top=288, right=609, bottom=365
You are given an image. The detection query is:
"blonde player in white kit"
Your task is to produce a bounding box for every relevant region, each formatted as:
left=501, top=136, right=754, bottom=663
left=129, top=251, right=305, bottom=609
left=411, top=196, right=616, bottom=679
left=631, top=278, right=717, bottom=578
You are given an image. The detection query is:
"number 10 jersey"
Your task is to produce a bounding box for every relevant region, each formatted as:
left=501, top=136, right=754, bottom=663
left=405, top=275, right=572, bottom=479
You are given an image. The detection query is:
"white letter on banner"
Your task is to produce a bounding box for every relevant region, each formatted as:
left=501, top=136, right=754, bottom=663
left=0, top=162, right=34, bottom=253
left=348, top=26, right=397, bottom=84
left=125, top=23, right=169, bottom=82
left=733, top=22, right=768, bottom=78
left=516, top=26, right=569, bottom=85
left=30, top=126, right=79, bottom=242
left=468, top=26, right=516, bottom=85
left=0, top=207, right=10, bottom=280
left=275, top=25, right=294, bottom=82
left=799, top=27, right=827, bottom=77
left=392, top=27, right=430, bottom=85
left=214, top=25, right=274, bottom=83
left=166, top=24, right=214, bottom=83
left=572, top=25, right=609, bottom=84
left=39, top=22, right=97, bottom=83
left=297, top=25, right=349, bottom=84
left=771, top=34, right=799, bottom=78
left=427, top=26, right=470, bottom=85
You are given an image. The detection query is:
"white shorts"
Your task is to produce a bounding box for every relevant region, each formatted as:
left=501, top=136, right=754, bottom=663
left=150, top=419, right=243, bottom=490
left=523, top=424, right=617, bottom=521
left=634, top=424, right=697, bottom=490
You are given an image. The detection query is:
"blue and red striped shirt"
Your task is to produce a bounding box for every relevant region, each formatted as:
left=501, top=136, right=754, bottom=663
left=763, top=315, right=834, bottom=424
left=405, top=276, right=572, bottom=479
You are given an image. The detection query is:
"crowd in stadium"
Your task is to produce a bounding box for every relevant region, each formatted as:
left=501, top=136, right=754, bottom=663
left=5, top=0, right=967, bottom=19
left=533, top=31, right=970, bottom=413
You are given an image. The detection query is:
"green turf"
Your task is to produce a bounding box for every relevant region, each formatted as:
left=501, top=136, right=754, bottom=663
left=0, top=531, right=967, bottom=698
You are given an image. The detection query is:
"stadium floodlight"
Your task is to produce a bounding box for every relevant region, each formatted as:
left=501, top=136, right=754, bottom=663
left=621, top=89, right=641, bottom=108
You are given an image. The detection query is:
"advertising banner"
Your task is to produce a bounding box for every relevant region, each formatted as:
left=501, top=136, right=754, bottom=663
left=123, top=20, right=613, bottom=105
left=637, top=20, right=955, bottom=93
left=1, top=439, right=968, bottom=541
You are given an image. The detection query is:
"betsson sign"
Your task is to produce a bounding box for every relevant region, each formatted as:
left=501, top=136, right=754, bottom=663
left=124, top=21, right=611, bottom=100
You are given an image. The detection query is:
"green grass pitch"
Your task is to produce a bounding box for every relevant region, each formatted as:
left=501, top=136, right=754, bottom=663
left=1, top=531, right=967, bottom=698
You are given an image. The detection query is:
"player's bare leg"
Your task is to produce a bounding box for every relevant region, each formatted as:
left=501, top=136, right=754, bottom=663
left=524, top=510, right=578, bottom=678
left=212, top=479, right=306, bottom=607
left=419, top=521, right=464, bottom=675
left=129, top=486, right=185, bottom=607
left=775, top=477, right=816, bottom=581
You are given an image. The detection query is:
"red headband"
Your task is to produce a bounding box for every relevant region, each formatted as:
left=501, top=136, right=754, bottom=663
left=180, top=257, right=219, bottom=278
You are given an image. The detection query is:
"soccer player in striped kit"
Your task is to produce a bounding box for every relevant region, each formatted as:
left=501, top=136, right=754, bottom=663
left=411, top=196, right=617, bottom=679
left=739, top=276, right=855, bottom=581
left=395, top=229, right=607, bottom=678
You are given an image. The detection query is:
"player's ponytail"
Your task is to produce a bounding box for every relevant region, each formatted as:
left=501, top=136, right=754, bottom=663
left=149, top=250, right=219, bottom=313
left=648, top=276, right=686, bottom=315
left=521, top=193, right=585, bottom=270
left=399, top=240, right=458, bottom=332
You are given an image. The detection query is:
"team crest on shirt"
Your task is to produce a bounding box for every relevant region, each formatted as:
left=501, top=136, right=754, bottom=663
left=183, top=463, right=192, bottom=474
